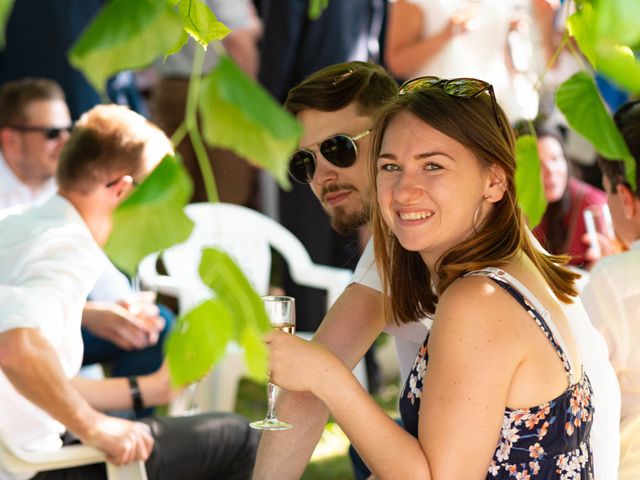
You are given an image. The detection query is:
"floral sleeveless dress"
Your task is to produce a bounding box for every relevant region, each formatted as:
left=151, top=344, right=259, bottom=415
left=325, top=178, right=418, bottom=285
left=399, top=268, right=595, bottom=479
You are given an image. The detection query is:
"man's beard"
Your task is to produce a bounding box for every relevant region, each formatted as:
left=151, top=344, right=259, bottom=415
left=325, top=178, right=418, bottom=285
left=329, top=201, right=371, bottom=234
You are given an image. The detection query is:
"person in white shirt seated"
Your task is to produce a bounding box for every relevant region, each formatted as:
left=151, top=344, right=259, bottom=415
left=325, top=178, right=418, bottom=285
left=581, top=99, right=640, bottom=480
left=0, top=78, right=172, bottom=417
left=0, top=104, right=257, bottom=480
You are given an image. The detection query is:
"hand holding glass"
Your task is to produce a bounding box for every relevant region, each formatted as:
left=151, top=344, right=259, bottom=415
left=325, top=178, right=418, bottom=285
left=583, top=204, right=614, bottom=259
left=250, top=295, right=296, bottom=431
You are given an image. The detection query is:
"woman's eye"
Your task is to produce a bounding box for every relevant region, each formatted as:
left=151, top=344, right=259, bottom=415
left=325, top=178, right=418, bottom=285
left=425, top=163, right=442, bottom=171
left=379, top=163, right=399, bottom=172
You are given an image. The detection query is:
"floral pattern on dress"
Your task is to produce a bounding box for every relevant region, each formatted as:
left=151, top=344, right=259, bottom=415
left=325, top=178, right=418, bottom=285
left=398, top=270, right=595, bottom=480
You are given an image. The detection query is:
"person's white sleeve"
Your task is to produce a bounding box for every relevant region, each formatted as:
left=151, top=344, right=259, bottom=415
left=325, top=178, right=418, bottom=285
left=352, top=238, right=382, bottom=292
left=581, top=262, right=628, bottom=373
left=89, top=258, right=133, bottom=303
left=0, top=230, right=103, bottom=346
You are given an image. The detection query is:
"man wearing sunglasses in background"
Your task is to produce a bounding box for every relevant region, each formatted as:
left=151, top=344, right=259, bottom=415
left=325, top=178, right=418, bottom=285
left=0, top=78, right=172, bottom=418
left=254, top=61, right=433, bottom=480
left=253, top=61, right=620, bottom=480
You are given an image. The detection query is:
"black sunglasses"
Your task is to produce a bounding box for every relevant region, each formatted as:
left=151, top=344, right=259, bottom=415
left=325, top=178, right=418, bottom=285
left=9, top=124, right=73, bottom=140
left=105, top=174, right=139, bottom=189
left=288, top=129, right=371, bottom=184
left=398, top=76, right=507, bottom=138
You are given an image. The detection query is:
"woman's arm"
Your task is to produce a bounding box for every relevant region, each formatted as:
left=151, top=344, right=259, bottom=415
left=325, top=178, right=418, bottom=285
left=384, top=0, right=459, bottom=79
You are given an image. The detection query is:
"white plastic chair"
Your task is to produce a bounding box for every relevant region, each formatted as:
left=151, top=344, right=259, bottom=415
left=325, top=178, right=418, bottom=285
left=138, top=203, right=365, bottom=413
left=0, top=431, right=147, bottom=480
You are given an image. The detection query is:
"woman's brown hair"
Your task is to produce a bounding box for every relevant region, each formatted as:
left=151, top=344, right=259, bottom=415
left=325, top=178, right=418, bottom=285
left=369, top=87, right=580, bottom=325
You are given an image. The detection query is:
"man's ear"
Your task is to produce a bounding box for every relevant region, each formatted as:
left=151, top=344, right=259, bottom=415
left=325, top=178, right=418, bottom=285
left=0, top=128, right=18, bottom=152
left=485, top=164, right=507, bottom=203
left=616, top=183, right=637, bottom=219
left=106, top=175, right=135, bottom=204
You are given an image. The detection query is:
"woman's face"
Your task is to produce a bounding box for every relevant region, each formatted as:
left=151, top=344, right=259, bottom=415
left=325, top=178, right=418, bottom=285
left=537, top=135, right=568, bottom=203
left=376, top=112, right=501, bottom=267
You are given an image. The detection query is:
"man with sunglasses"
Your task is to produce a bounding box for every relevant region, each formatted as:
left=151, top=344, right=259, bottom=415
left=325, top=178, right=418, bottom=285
left=0, top=78, right=71, bottom=209
left=0, top=78, right=171, bottom=418
left=254, top=62, right=620, bottom=480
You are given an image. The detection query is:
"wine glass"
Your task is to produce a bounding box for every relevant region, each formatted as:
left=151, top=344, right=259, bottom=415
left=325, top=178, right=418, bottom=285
left=250, top=295, right=296, bottom=431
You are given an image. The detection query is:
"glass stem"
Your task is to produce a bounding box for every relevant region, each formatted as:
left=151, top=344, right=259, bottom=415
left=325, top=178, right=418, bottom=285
left=265, top=382, right=279, bottom=420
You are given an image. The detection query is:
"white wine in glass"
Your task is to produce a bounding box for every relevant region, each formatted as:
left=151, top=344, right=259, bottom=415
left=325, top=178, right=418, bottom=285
left=250, top=295, right=296, bottom=431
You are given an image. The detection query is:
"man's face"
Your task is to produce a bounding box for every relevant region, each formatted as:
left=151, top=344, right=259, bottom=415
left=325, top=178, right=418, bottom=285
left=12, top=99, right=72, bottom=186
left=296, top=103, right=372, bottom=233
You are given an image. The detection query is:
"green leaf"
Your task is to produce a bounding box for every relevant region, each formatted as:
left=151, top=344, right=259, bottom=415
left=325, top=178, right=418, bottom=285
left=68, top=0, right=184, bottom=93
left=308, top=0, right=329, bottom=20
left=556, top=72, right=636, bottom=190
left=198, top=247, right=271, bottom=338
left=199, top=56, right=303, bottom=190
left=164, top=29, right=189, bottom=60
left=515, top=135, right=546, bottom=228
left=105, top=155, right=194, bottom=276
left=0, top=0, right=14, bottom=50
left=166, top=299, right=233, bottom=386
left=240, top=325, right=268, bottom=383
left=176, top=0, right=230, bottom=48
left=595, top=0, right=640, bottom=49
left=595, top=44, right=640, bottom=94
left=567, top=5, right=597, bottom=67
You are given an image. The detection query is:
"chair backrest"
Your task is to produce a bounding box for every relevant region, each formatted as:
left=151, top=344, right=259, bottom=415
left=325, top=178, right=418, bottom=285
left=0, top=430, right=146, bottom=480
left=139, top=203, right=352, bottom=313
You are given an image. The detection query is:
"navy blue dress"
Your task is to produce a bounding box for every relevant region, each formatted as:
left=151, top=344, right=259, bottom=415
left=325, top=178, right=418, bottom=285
left=399, top=268, right=595, bottom=479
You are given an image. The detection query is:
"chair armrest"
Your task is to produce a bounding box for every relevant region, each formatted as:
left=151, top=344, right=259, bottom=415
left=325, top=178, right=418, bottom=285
left=288, top=263, right=353, bottom=307
left=0, top=441, right=104, bottom=474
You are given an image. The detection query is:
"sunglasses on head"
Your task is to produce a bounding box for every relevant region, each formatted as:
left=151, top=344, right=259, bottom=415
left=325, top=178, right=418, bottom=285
left=398, top=76, right=507, bottom=138
left=288, top=129, right=371, bottom=184
left=10, top=125, right=73, bottom=140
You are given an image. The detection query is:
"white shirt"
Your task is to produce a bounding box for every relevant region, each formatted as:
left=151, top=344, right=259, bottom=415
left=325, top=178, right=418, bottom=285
left=405, top=0, right=541, bottom=121
left=0, top=196, right=104, bottom=479
left=582, top=243, right=640, bottom=458
left=354, top=237, right=620, bottom=479
left=352, top=240, right=431, bottom=381
left=0, top=150, right=57, bottom=211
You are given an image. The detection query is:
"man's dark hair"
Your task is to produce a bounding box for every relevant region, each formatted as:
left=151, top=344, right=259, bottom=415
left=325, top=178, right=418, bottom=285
left=597, top=100, right=640, bottom=198
left=284, top=61, right=398, bottom=116
left=0, top=78, right=66, bottom=128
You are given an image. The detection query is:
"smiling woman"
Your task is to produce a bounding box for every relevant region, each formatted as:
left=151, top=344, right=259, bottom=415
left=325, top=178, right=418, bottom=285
left=263, top=76, right=605, bottom=480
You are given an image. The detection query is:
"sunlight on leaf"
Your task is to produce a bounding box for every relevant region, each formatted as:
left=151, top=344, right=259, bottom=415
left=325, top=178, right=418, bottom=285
left=567, top=4, right=596, bottom=67
left=198, top=247, right=271, bottom=337
left=595, top=0, right=640, bottom=49
left=240, top=326, right=268, bottom=383
left=105, top=155, right=194, bottom=276
left=515, top=135, right=546, bottom=228
left=167, top=299, right=233, bottom=386
left=199, top=56, right=303, bottom=190
left=556, top=72, right=636, bottom=190
left=308, top=0, right=329, bottom=20
left=595, top=44, right=640, bottom=94
left=176, top=0, right=230, bottom=48
left=0, top=0, right=14, bottom=50
left=69, top=0, right=184, bottom=93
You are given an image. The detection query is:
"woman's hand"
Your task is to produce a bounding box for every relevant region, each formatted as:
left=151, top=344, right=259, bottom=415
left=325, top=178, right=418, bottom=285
left=265, top=331, right=341, bottom=396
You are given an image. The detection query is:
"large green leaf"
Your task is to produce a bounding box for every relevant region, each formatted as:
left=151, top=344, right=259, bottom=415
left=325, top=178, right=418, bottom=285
left=595, top=0, right=640, bottom=49
left=515, top=135, right=546, bottom=228
left=555, top=72, right=636, bottom=190
left=0, top=0, right=13, bottom=50
left=199, top=56, right=303, bottom=190
left=105, top=155, right=194, bottom=276
left=166, top=299, right=233, bottom=386
left=176, top=0, right=230, bottom=48
left=595, top=44, right=640, bottom=94
left=69, top=0, right=184, bottom=93
left=240, top=325, right=268, bottom=383
left=198, top=247, right=271, bottom=336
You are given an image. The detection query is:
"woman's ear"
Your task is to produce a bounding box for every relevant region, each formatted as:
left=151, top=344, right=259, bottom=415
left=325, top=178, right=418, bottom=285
left=485, top=164, right=507, bottom=203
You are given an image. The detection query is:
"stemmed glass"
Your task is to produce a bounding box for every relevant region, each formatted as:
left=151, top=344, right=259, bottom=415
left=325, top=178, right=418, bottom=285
left=250, top=295, right=296, bottom=431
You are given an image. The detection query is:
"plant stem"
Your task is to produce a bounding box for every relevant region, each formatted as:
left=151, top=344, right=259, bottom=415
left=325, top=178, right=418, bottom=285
left=184, top=44, right=218, bottom=203
left=171, top=119, right=189, bottom=149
